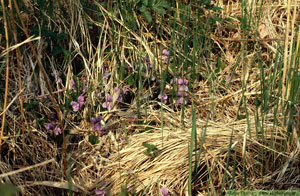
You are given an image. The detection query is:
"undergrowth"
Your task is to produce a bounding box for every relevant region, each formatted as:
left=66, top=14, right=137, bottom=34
left=0, top=0, right=300, bottom=195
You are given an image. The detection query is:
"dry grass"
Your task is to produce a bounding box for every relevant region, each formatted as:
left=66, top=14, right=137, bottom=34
left=0, top=0, right=299, bottom=195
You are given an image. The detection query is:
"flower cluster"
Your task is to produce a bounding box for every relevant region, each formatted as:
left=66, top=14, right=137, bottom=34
left=69, top=79, right=76, bottom=90
left=158, top=93, right=168, bottom=104
left=171, top=78, right=188, bottom=106
left=115, top=87, right=128, bottom=102
left=144, top=54, right=153, bottom=69
left=102, top=93, right=112, bottom=110
left=90, top=115, right=103, bottom=132
left=71, top=93, right=86, bottom=112
left=162, top=49, right=173, bottom=63
left=44, top=112, right=61, bottom=136
left=102, top=64, right=111, bottom=80
left=51, top=72, right=62, bottom=84
left=101, top=87, right=128, bottom=110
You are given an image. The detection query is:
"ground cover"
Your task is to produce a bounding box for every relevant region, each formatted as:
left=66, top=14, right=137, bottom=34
left=0, top=0, right=300, bottom=195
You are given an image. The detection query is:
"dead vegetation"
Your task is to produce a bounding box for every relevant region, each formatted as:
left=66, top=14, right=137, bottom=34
left=0, top=0, right=300, bottom=195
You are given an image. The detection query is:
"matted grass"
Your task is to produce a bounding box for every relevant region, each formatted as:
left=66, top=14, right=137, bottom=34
left=0, top=0, right=299, bottom=195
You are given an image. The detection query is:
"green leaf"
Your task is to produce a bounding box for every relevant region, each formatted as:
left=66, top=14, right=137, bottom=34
left=142, top=11, right=152, bottom=23
left=142, top=142, right=159, bottom=159
left=153, top=7, right=166, bottom=15
left=211, top=6, right=223, bottom=11
left=141, top=0, right=148, bottom=6
left=138, top=4, right=147, bottom=12
left=88, top=134, right=99, bottom=145
left=0, top=183, right=18, bottom=196
left=156, top=0, right=169, bottom=8
left=127, top=74, right=135, bottom=86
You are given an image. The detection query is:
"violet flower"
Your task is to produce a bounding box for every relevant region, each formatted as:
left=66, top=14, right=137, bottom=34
left=35, top=89, right=40, bottom=97
left=93, top=123, right=103, bottom=131
left=105, top=94, right=112, bottom=102
left=162, top=49, right=169, bottom=56
left=95, top=189, right=105, bottom=196
left=54, top=127, right=62, bottom=136
left=161, top=49, right=173, bottom=63
left=160, top=187, right=169, bottom=196
left=145, top=54, right=153, bottom=69
left=70, top=94, right=85, bottom=112
left=102, top=94, right=112, bottom=110
left=70, top=79, right=76, bottom=90
left=90, top=117, right=97, bottom=124
left=123, top=88, right=128, bottom=95
left=91, top=115, right=103, bottom=131
left=158, top=93, right=168, bottom=104
left=71, top=101, right=80, bottom=112
left=120, top=136, right=125, bottom=144
left=45, top=123, right=54, bottom=130
left=96, top=115, right=102, bottom=122
left=127, top=185, right=133, bottom=191
left=172, top=77, right=189, bottom=106
left=102, top=102, right=111, bottom=110
left=51, top=72, right=62, bottom=84
left=77, top=94, right=85, bottom=107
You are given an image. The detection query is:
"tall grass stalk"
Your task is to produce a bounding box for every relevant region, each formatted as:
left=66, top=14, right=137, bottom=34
left=188, top=103, right=197, bottom=196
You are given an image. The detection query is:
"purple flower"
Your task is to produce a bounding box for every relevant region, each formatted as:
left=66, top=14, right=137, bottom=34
left=35, top=89, right=40, bottom=96
left=77, top=94, right=85, bottom=107
left=71, top=101, right=80, bottom=112
left=120, top=136, right=125, bottom=144
left=97, top=93, right=102, bottom=98
left=158, top=93, right=168, bottom=104
left=145, top=54, right=153, bottom=69
left=51, top=72, right=62, bottom=83
left=90, top=117, right=97, bottom=124
left=91, top=115, right=102, bottom=124
left=115, top=87, right=120, bottom=92
left=170, top=78, right=177, bottom=85
left=178, top=78, right=183, bottom=85
left=70, top=79, right=76, bottom=90
left=160, top=187, right=169, bottom=196
left=105, top=94, right=112, bottom=102
left=102, top=94, right=112, bottom=110
left=103, top=73, right=109, bottom=80
left=96, top=115, right=102, bottom=122
left=54, top=126, right=61, bottom=136
left=127, top=185, right=133, bottom=191
left=226, top=75, right=231, bottom=82
left=102, top=102, right=111, bottom=110
left=176, top=97, right=186, bottom=106
left=161, top=55, right=168, bottom=62
left=57, top=77, right=62, bottom=83
left=48, top=112, right=56, bottom=121
left=117, top=95, right=123, bottom=102
left=93, top=123, right=103, bottom=131
left=45, top=123, right=54, bottom=130
left=162, top=49, right=173, bottom=63
left=95, top=189, right=105, bottom=196
left=123, top=88, right=128, bottom=95
left=162, top=49, right=169, bottom=56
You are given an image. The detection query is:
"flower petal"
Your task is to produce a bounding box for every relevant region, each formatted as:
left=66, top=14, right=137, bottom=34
left=160, top=187, right=168, bottom=196
left=71, top=101, right=79, bottom=112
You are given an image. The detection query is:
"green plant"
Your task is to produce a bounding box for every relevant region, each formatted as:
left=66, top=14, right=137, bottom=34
left=142, top=142, right=159, bottom=159
left=135, top=0, right=170, bottom=23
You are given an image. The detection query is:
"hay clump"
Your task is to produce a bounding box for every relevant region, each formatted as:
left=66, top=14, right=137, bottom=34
left=92, top=115, right=293, bottom=195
